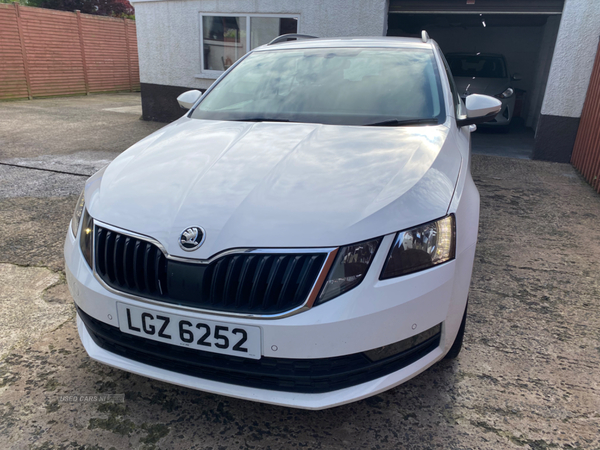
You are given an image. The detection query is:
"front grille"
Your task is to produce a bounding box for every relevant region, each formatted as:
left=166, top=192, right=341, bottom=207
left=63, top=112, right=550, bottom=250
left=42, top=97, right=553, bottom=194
left=77, top=305, right=441, bottom=394
left=94, top=226, right=327, bottom=315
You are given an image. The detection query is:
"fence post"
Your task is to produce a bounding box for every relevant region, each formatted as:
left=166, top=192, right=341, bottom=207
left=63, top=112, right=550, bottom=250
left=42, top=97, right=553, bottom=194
left=76, top=10, right=90, bottom=94
left=14, top=2, right=32, bottom=99
left=124, top=18, right=133, bottom=91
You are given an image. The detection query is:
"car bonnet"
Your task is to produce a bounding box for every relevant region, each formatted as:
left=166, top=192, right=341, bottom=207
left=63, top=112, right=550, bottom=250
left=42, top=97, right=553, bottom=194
left=85, top=118, right=461, bottom=259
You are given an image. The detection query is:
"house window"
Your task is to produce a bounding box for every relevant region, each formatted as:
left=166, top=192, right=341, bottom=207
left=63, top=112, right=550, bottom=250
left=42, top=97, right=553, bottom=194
left=201, top=14, right=298, bottom=75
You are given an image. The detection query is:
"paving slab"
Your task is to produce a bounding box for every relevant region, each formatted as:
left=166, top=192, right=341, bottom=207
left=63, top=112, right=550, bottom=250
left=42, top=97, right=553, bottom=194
left=0, top=264, right=71, bottom=360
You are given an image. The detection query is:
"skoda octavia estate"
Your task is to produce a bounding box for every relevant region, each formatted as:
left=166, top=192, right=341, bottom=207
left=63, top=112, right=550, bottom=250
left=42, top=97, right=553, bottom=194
left=65, top=34, right=501, bottom=410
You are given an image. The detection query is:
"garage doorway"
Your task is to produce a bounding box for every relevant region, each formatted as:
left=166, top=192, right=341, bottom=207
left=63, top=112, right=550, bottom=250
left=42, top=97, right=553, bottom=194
left=388, top=1, right=563, bottom=159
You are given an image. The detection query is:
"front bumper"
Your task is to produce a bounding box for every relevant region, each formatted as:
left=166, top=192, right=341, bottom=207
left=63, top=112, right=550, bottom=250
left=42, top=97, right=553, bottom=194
left=76, top=312, right=445, bottom=409
left=66, top=232, right=475, bottom=409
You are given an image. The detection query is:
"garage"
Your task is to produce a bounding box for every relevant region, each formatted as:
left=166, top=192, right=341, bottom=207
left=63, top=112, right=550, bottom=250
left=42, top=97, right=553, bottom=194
left=388, top=0, right=564, bottom=159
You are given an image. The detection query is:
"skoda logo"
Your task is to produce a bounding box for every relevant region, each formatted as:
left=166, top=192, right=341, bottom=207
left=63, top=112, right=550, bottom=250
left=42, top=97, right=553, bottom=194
left=179, top=226, right=206, bottom=251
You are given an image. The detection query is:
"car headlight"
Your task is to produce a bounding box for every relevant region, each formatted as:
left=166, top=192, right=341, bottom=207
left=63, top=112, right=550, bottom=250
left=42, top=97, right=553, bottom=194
left=315, top=237, right=382, bottom=305
left=71, top=190, right=85, bottom=237
left=380, top=215, right=455, bottom=279
left=79, top=208, right=94, bottom=269
left=496, top=88, right=514, bottom=99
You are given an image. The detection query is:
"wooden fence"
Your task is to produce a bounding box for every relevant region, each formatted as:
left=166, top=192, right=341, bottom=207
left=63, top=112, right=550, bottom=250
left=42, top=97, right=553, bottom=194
left=0, top=3, right=139, bottom=100
left=572, top=40, right=600, bottom=194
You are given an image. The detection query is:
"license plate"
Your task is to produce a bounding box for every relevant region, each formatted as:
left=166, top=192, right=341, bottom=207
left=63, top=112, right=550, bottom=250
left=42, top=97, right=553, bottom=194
left=116, top=303, right=261, bottom=359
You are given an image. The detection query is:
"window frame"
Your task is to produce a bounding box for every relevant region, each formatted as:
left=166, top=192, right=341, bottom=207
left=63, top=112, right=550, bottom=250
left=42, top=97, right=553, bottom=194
left=198, top=13, right=301, bottom=79
left=439, top=51, right=465, bottom=120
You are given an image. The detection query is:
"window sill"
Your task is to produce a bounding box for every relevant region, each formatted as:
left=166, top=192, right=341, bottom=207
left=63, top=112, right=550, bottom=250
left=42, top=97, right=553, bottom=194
left=195, top=72, right=222, bottom=80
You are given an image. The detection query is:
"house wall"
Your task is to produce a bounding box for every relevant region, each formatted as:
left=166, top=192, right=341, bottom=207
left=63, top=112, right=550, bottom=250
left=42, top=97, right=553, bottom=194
left=131, top=0, right=389, bottom=121
left=534, top=0, right=600, bottom=162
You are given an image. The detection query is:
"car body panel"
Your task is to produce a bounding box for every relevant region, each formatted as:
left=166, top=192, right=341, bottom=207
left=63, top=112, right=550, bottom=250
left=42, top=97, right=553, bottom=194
left=86, top=118, right=460, bottom=259
left=76, top=313, right=445, bottom=410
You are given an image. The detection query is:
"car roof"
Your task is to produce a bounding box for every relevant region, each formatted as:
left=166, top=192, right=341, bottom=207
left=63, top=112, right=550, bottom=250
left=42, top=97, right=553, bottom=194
left=253, top=36, right=434, bottom=52
left=446, top=52, right=506, bottom=58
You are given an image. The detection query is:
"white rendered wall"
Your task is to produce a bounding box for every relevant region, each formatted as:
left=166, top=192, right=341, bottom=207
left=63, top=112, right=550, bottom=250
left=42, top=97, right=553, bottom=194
left=541, top=0, right=600, bottom=118
left=131, top=0, right=389, bottom=90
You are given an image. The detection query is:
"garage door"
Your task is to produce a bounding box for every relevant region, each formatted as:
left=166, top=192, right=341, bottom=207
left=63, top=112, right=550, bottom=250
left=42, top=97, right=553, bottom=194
left=389, top=0, right=564, bottom=14
left=388, top=0, right=565, bottom=159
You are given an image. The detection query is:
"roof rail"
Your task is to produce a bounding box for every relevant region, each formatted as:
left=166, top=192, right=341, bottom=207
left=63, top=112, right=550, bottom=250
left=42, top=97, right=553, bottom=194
left=267, top=34, right=319, bottom=46
left=421, top=30, right=430, bottom=43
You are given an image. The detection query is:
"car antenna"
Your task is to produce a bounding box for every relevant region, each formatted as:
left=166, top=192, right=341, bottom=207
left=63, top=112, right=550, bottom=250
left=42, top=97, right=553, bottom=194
left=421, top=30, right=430, bottom=43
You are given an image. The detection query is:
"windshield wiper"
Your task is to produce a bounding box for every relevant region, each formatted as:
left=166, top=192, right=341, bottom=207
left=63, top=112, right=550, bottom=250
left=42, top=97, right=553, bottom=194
left=364, top=118, right=440, bottom=127
left=230, top=118, right=292, bottom=123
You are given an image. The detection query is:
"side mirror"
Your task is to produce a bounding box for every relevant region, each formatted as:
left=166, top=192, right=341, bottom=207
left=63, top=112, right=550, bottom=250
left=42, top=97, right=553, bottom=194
left=457, top=94, right=502, bottom=128
left=512, top=73, right=522, bottom=81
left=177, top=90, right=202, bottom=110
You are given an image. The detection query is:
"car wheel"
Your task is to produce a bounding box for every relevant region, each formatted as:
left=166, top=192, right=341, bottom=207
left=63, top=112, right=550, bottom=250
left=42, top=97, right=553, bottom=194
left=444, top=300, right=468, bottom=360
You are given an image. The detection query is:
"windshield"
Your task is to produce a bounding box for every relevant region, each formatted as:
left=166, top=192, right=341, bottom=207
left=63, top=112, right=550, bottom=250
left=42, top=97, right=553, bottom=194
left=191, top=48, right=446, bottom=126
left=446, top=55, right=507, bottom=79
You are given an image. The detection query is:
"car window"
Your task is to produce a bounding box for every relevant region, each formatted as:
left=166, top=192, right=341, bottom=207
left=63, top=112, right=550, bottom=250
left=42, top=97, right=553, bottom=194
left=192, top=48, right=446, bottom=126
left=446, top=55, right=507, bottom=79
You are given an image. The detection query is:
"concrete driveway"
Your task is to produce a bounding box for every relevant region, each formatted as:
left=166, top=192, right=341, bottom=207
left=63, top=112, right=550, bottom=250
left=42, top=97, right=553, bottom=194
left=0, top=94, right=599, bottom=450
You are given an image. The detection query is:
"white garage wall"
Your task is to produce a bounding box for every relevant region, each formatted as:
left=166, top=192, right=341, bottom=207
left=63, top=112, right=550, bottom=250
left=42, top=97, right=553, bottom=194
left=131, top=0, right=389, bottom=90
left=541, top=0, right=600, bottom=119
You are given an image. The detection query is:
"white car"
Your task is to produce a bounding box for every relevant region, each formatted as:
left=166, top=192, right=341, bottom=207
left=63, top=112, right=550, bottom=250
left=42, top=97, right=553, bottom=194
left=65, top=34, right=501, bottom=410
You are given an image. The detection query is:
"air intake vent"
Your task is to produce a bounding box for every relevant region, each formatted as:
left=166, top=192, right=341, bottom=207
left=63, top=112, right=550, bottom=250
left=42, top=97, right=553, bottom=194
left=94, top=226, right=327, bottom=315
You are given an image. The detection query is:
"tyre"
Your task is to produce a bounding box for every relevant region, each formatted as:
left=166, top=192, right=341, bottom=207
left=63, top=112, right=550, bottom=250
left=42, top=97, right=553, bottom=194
left=444, top=300, right=468, bottom=360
